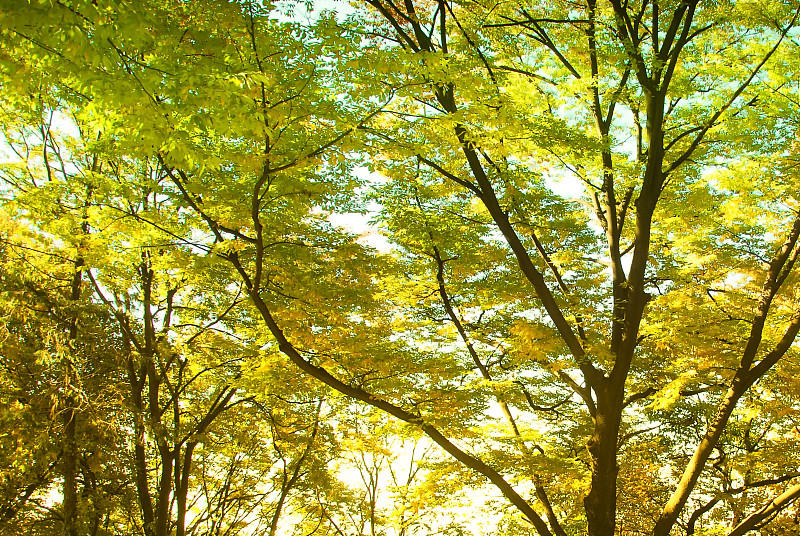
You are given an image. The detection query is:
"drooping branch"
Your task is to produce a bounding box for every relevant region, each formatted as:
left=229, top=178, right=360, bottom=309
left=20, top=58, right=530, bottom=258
left=415, top=155, right=482, bottom=196
left=521, top=15, right=581, bottom=79
left=245, top=285, right=555, bottom=536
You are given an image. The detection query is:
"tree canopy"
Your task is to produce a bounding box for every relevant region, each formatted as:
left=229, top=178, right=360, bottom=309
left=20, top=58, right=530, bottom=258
left=2, top=0, right=800, bottom=535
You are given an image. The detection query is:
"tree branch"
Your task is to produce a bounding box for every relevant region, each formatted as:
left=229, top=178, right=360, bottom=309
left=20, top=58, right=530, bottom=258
left=727, top=482, right=800, bottom=536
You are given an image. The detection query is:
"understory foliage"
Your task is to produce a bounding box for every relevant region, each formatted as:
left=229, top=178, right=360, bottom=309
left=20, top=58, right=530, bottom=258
left=2, top=0, right=800, bottom=535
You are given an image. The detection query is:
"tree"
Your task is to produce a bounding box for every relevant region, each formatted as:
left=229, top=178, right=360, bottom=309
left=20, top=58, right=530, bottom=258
left=0, top=196, right=134, bottom=536
left=341, top=2, right=800, bottom=535
left=3, top=0, right=800, bottom=535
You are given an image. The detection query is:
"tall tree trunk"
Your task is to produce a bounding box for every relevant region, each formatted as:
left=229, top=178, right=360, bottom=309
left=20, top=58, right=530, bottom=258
left=584, top=385, right=622, bottom=536
left=63, top=253, right=85, bottom=536
left=175, top=443, right=196, bottom=536
left=62, top=396, right=78, bottom=536
left=129, top=359, right=156, bottom=536
left=154, top=447, right=174, bottom=536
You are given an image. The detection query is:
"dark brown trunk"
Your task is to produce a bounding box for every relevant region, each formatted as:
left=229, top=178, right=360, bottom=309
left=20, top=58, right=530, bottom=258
left=175, top=443, right=195, bottom=536
left=62, top=399, right=78, bottom=536
left=584, top=385, right=622, bottom=536
left=154, top=448, right=174, bottom=536
left=63, top=249, right=85, bottom=536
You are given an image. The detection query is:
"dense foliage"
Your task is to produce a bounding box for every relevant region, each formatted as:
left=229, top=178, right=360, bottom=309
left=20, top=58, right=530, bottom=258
left=2, top=0, right=800, bottom=535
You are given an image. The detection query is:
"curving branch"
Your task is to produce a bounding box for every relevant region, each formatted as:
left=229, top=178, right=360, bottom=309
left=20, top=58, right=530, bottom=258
left=245, top=285, right=555, bottom=536
left=727, top=483, right=800, bottom=536
left=654, top=213, right=800, bottom=536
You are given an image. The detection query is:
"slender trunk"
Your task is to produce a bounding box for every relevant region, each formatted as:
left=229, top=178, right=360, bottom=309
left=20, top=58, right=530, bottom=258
left=175, top=443, right=196, bottom=536
left=62, top=161, right=96, bottom=536
left=134, top=415, right=156, bottom=536
left=269, top=401, right=321, bottom=536
left=583, top=88, right=666, bottom=536
left=126, top=337, right=156, bottom=536
left=63, top=250, right=85, bottom=536
left=62, top=399, right=78, bottom=536
left=154, top=447, right=174, bottom=536
left=83, top=464, right=101, bottom=536
left=269, top=464, right=299, bottom=536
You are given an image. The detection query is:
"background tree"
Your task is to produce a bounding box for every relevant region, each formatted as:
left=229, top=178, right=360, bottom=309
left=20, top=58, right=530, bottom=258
left=0, top=202, right=132, bottom=536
